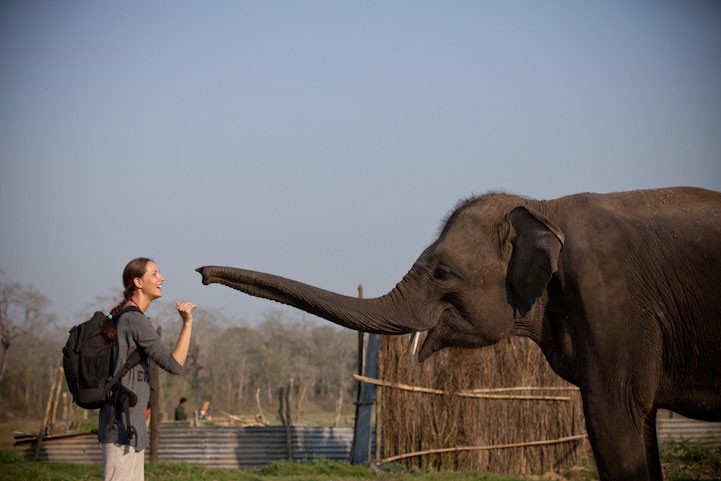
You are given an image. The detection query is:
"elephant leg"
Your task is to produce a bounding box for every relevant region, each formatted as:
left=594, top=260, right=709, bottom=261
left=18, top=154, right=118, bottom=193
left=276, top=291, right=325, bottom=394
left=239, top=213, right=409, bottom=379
left=582, top=391, right=652, bottom=481
left=643, top=408, right=663, bottom=481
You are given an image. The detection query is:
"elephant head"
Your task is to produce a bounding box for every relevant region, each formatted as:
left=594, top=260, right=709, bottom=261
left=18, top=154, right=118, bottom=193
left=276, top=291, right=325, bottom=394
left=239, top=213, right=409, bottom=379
left=196, top=194, right=564, bottom=361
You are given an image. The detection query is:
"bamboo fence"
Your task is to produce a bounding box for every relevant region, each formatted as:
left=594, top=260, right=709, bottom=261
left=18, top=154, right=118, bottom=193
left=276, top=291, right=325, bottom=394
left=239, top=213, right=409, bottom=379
left=378, top=335, right=587, bottom=475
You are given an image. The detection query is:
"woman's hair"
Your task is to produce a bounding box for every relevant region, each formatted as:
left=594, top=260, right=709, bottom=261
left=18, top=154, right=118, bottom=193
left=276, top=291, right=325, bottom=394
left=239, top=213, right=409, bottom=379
left=102, top=257, right=153, bottom=342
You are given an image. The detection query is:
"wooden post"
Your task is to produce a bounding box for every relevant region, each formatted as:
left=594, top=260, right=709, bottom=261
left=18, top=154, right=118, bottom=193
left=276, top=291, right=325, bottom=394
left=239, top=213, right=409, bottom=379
left=352, top=334, right=379, bottom=465
left=375, top=355, right=382, bottom=462
left=34, top=366, right=61, bottom=461
left=351, top=284, right=364, bottom=462
left=351, top=283, right=381, bottom=465
left=355, top=284, right=365, bottom=410
left=285, top=379, right=293, bottom=459
left=255, top=388, right=267, bottom=425
left=149, top=326, right=161, bottom=463
left=278, top=384, right=293, bottom=460
left=49, top=367, right=64, bottom=429
left=61, top=392, right=68, bottom=429
left=333, top=384, right=344, bottom=428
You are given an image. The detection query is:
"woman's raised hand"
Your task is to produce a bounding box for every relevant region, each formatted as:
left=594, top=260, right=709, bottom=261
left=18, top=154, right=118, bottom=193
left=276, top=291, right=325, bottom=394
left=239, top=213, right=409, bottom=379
left=175, top=301, right=197, bottom=324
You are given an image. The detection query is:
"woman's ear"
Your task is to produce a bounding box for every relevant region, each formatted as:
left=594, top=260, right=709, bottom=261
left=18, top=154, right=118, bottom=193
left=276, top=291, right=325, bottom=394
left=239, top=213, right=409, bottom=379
left=506, top=206, right=564, bottom=317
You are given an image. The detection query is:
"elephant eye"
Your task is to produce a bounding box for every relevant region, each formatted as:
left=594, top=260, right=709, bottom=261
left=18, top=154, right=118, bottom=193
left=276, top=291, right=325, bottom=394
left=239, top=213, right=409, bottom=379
left=433, top=267, right=447, bottom=280
left=432, top=265, right=454, bottom=281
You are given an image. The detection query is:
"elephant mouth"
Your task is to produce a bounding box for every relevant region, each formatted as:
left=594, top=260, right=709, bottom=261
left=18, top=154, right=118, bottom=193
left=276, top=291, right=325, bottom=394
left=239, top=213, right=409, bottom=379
left=416, top=307, right=490, bottom=362
left=416, top=307, right=457, bottom=361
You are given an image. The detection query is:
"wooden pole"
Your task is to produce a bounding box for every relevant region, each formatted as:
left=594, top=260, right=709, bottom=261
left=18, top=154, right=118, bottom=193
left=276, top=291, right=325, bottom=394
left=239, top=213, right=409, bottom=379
left=277, top=387, right=286, bottom=426
left=285, top=381, right=293, bottom=459
left=351, top=333, right=379, bottom=464
left=49, top=367, right=64, bottom=430
left=255, top=388, right=267, bottom=425
left=374, top=359, right=382, bottom=462
left=380, top=434, right=588, bottom=463
left=333, top=385, right=343, bottom=428
left=351, top=284, right=364, bottom=462
left=63, top=392, right=73, bottom=430
left=34, top=366, right=61, bottom=461
left=470, top=386, right=579, bottom=393
left=355, top=284, right=365, bottom=397
left=353, top=374, right=573, bottom=401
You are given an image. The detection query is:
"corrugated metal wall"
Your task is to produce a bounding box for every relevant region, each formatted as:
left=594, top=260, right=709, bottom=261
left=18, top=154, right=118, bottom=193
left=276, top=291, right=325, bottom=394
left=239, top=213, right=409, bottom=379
left=15, top=417, right=719, bottom=469
left=656, top=417, right=721, bottom=447
left=15, top=425, right=355, bottom=469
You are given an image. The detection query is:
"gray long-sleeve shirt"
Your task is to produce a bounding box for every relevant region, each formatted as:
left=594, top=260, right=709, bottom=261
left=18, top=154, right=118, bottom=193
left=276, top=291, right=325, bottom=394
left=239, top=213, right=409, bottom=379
left=98, top=309, right=183, bottom=451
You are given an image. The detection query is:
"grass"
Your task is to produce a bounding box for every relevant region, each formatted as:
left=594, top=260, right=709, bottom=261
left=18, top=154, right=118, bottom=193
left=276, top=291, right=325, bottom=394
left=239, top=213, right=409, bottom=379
left=554, top=442, right=721, bottom=481
left=0, top=450, right=527, bottom=481
left=2, top=446, right=720, bottom=481
left=660, top=441, right=721, bottom=481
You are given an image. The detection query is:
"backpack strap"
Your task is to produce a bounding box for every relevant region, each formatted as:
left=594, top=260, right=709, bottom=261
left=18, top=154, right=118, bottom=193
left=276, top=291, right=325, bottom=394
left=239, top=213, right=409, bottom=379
left=105, top=305, right=144, bottom=442
left=106, top=350, right=143, bottom=387
left=111, top=304, right=142, bottom=320
left=107, top=305, right=145, bottom=385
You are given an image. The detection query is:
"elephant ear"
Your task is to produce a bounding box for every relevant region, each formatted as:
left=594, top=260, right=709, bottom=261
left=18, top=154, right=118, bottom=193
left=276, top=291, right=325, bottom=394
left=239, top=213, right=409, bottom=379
left=506, top=206, right=564, bottom=317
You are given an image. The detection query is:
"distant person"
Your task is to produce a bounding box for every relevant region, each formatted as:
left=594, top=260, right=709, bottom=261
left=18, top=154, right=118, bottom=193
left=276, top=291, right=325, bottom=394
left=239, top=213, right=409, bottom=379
left=197, top=400, right=213, bottom=421
left=174, top=397, right=188, bottom=421
left=98, top=257, right=196, bottom=481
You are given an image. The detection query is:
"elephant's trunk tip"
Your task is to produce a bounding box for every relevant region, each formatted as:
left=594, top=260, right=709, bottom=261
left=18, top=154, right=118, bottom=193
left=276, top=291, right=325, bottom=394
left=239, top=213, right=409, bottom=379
left=196, top=266, right=212, bottom=285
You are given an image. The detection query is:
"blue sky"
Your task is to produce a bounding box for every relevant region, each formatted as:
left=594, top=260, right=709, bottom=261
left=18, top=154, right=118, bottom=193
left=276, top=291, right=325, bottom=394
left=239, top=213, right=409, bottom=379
left=1, top=1, right=720, bottom=327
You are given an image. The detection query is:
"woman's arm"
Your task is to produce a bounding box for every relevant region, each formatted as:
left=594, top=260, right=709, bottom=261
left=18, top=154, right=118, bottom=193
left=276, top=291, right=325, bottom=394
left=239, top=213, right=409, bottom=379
left=171, top=301, right=196, bottom=366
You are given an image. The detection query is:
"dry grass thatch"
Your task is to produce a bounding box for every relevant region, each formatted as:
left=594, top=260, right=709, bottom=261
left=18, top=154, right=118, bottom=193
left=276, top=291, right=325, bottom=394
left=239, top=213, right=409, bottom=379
left=377, top=335, right=587, bottom=475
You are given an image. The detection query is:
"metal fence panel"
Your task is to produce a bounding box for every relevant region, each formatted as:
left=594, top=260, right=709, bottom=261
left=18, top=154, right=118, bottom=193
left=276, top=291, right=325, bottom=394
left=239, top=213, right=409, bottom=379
left=657, top=417, right=721, bottom=447
left=15, top=417, right=719, bottom=469
left=15, top=425, right=355, bottom=469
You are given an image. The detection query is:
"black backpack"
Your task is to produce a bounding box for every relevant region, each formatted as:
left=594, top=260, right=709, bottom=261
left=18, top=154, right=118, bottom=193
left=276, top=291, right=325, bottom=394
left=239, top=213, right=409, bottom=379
left=63, top=306, right=143, bottom=439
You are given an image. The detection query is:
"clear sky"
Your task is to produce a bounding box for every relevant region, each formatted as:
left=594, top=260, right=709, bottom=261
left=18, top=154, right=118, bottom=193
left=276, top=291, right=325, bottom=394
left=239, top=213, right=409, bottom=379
left=1, top=1, right=720, bottom=327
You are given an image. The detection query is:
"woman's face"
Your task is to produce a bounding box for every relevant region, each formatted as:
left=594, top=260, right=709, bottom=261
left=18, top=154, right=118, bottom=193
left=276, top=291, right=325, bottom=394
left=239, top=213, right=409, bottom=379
left=136, top=261, right=164, bottom=300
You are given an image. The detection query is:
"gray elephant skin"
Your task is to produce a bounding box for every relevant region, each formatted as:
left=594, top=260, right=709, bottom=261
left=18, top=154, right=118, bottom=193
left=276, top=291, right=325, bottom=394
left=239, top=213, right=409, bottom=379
left=197, top=186, right=721, bottom=481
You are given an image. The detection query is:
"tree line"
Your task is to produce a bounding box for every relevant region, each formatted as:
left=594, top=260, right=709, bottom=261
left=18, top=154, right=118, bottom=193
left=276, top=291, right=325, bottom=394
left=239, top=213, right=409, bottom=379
left=0, top=280, right=359, bottom=428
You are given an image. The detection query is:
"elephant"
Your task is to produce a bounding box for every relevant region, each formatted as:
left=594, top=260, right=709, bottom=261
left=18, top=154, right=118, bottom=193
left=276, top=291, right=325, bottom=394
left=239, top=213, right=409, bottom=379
left=197, top=186, right=721, bottom=481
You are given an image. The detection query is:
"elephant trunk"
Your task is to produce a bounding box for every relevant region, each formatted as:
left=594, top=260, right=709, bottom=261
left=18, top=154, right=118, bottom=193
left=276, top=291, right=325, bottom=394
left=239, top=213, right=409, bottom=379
left=196, top=265, right=433, bottom=334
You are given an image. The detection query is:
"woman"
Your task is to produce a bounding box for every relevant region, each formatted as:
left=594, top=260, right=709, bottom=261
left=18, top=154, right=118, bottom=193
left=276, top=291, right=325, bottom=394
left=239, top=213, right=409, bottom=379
left=98, top=257, right=195, bottom=481
left=197, top=400, right=212, bottom=422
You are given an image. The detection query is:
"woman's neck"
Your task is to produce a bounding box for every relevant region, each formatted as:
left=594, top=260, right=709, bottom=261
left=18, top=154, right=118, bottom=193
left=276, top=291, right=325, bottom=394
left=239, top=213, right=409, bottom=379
left=127, top=296, right=150, bottom=313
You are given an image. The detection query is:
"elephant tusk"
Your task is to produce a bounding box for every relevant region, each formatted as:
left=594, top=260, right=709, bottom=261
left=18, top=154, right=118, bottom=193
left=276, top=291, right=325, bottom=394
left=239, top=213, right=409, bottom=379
left=410, top=331, right=421, bottom=356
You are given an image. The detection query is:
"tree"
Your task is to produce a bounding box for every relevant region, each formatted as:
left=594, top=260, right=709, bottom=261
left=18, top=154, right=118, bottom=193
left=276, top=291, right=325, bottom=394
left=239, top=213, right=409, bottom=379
left=0, top=282, right=57, bottom=382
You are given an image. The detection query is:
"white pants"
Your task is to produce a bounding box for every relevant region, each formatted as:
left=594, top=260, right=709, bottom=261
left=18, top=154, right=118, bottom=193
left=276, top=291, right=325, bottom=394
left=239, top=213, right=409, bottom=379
left=102, top=443, right=144, bottom=481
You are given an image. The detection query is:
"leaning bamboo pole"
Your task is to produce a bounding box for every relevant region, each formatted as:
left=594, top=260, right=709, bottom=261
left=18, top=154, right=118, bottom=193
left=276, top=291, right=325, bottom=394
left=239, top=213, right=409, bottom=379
left=49, top=367, right=64, bottom=428
left=470, top=386, right=579, bottom=393
left=353, top=375, right=573, bottom=401
left=380, top=434, right=588, bottom=463
left=34, top=367, right=62, bottom=461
